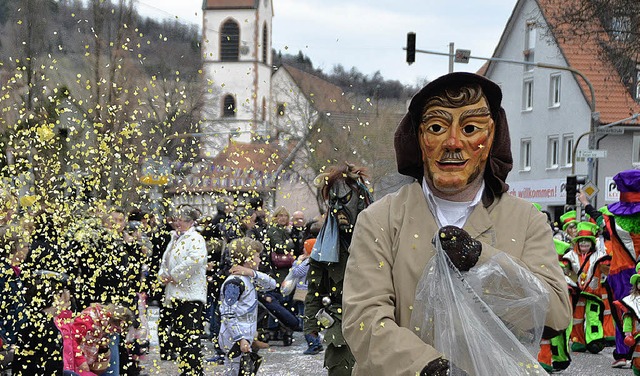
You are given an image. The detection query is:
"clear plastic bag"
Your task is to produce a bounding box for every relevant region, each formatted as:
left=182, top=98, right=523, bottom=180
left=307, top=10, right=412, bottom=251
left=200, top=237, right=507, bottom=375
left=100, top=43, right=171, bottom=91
left=280, top=268, right=298, bottom=296
left=410, top=234, right=550, bottom=375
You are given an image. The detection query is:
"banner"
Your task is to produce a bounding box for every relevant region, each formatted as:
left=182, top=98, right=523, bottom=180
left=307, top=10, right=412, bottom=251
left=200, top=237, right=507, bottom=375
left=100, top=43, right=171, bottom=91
left=506, top=178, right=566, bottom=204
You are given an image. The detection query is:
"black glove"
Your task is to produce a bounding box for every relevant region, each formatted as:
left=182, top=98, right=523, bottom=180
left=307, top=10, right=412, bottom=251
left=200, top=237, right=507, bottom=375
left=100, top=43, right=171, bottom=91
left=437, top=226, right=481, bottom=272
left=421, top=358, right=449, bottom=376
left=422, top=358, right=470, bottom=376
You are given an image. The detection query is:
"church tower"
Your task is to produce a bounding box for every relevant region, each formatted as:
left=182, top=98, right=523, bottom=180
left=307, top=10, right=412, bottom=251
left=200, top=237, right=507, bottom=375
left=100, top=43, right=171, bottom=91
left=201, top=0, right=274, bottom=156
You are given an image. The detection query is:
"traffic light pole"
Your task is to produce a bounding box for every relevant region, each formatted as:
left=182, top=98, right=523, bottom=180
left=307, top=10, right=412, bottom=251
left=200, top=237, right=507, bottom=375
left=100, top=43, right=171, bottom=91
left=403, top=47, right=598, bottom=148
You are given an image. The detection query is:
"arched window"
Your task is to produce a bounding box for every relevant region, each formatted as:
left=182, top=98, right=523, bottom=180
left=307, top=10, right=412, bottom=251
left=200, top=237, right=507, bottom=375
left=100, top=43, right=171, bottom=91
left=223, top=95, right=236, bottom=117
left=262, top=23, right=268, bottom=63
left=221, top=20, right=239, bottom=61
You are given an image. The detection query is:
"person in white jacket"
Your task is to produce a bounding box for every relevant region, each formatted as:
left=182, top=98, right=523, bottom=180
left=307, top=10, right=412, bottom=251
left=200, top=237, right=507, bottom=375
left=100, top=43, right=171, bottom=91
left=158, top=204, right=207, bottom=376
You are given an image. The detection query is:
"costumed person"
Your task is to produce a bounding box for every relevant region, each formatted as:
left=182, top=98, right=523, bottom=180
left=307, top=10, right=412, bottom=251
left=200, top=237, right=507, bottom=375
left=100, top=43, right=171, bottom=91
left=538, top=238, right=573, bottom=372
left=603, top=169, right=640, bottom=368
left=218, top=237, right=276, bottom=376
left=561, top=221, right=611, bottom=353
left=583, top=221, right=616, bottom=344
left=614, top=264, right=640, bottom=375
left=555, top=210, right=578, bottom=243
left=341, top=72, right=571, bottom=375
left=304, top=162, right=373, bottom=376
left=578, top=190, right=617, bottom=345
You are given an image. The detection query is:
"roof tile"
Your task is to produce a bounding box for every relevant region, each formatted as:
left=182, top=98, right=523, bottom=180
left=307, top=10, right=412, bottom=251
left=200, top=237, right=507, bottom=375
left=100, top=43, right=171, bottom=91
left=204, top=0, right=257, bottom=9
left=537, top=0, right=640, bottom=124
left=280, top=64, right=354, bottom=114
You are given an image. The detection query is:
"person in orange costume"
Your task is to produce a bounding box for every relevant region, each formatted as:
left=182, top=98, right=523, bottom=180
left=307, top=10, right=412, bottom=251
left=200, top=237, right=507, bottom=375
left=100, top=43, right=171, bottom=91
left=561, top=221, right=611, bottom=353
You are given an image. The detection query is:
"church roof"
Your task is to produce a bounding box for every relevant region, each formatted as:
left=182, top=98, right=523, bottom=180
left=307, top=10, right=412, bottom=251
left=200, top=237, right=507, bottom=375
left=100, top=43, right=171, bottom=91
left=203, top=0, right=259, bottom=10
left=209, top=140, right=282, bottom=172
left=169, top=140, right=286, bottom=193
left=278, top=64, right=354, bottom=114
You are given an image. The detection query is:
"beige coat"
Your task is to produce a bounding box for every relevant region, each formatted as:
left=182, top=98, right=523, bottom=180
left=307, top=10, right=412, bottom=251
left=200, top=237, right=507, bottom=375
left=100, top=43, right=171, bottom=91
left=343, top=183, right=571, bottom=375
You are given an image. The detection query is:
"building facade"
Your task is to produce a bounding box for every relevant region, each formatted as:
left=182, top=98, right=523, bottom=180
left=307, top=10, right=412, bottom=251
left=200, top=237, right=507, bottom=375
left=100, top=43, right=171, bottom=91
left=200, top=0, right=274, bottom=156
left=484, top=0, right=640, bottom=220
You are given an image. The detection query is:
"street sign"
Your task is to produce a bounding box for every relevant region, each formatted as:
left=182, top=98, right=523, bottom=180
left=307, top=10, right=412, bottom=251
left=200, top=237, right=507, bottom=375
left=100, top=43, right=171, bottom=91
left=454, top=49, right=471, bottom=63
left=596, top=127, right=624, bottom=135
left=581, top=181, right=599, bottom=200
left=576, top=149, right=607, bottom=159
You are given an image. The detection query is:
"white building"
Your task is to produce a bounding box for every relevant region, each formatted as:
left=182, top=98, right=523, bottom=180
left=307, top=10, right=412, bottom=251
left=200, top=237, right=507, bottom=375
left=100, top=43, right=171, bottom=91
left=172, top=1, right=364, bottom=219
left=200, top=0, right=274, bottom=156
left=483, top=0, right=640, bottom=220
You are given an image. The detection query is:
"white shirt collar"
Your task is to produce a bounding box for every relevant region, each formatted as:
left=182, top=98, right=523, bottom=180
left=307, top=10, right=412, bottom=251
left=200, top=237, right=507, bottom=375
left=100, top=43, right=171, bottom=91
left=421, top=177, right=484, bottom=228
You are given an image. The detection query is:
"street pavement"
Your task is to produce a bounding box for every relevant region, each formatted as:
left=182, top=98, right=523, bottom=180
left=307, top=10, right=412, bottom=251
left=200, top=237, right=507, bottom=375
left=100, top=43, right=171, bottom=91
left=141, top=307, right=633, bottom=375
left=560, top=347, right=632, bottom=375
left=141, top=307, right=325, bottom=376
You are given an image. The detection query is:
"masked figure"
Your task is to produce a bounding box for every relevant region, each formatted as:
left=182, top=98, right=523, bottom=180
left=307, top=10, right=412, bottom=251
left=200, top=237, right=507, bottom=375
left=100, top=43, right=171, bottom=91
left=304, top=163, right=373, bottom=376
left=342, top=72, right=571, bottom=376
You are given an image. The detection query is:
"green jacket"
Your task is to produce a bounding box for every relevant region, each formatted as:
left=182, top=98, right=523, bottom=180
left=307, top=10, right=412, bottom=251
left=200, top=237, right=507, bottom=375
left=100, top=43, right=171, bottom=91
left=304, top=241, right=349, bottom=346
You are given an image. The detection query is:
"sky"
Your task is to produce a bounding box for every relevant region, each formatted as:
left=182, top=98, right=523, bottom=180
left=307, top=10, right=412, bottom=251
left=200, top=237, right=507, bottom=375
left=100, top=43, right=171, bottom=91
left=136, top=0, right=518, bottom=86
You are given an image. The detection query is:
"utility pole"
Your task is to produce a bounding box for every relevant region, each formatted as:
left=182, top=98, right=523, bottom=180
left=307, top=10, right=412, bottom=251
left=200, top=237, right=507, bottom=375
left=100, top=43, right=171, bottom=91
left=448, top=42, right=454, bottom=73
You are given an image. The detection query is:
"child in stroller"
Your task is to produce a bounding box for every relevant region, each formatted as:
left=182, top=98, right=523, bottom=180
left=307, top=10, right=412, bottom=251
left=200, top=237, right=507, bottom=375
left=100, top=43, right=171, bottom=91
left=257, top=289, right=303, bottom=346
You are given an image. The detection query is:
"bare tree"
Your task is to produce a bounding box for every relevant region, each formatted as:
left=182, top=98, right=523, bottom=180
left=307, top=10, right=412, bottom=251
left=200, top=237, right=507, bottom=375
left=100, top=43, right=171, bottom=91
left=0, top=0, right=204, bottom=210
left=271, top=75, right=402, bottom=212
left=541, top=0, right=640, bottom=97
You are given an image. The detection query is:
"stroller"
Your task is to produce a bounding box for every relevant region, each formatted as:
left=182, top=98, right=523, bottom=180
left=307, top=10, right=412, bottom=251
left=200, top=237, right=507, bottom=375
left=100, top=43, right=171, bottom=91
left=256, top=291, right=302, bottom=346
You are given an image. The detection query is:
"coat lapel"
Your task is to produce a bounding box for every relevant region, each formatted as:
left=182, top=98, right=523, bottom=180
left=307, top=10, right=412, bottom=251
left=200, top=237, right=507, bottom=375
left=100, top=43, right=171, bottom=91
left=463, top=198, right=495, bottom=246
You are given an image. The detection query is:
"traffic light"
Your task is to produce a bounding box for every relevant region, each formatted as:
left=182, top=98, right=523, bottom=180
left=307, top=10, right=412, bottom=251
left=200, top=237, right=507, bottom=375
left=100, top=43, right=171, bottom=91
left=565, top=175, right=586, bottom=206
left=406, top=32, right=416, bottom=65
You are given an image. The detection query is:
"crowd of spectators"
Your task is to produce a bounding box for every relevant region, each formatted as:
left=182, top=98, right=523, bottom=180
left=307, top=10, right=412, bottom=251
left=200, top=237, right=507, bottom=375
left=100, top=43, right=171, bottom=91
left=0, top=188, right=321, bottom=376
